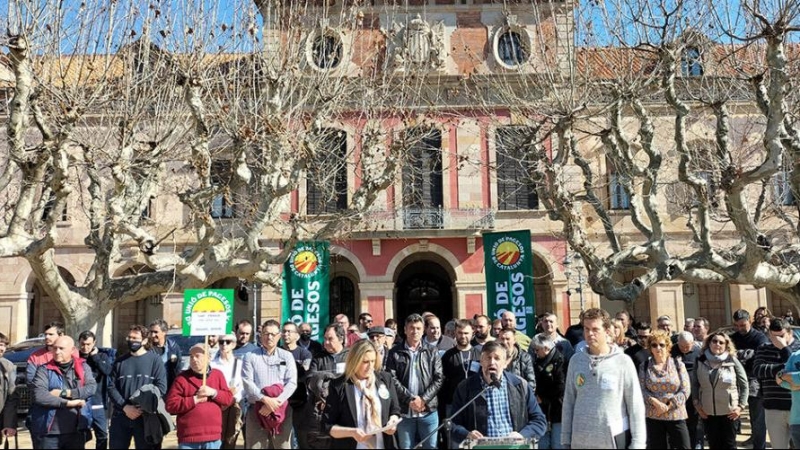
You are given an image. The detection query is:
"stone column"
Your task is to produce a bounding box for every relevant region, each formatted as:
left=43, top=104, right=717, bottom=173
left=648, top=281, right=685, bottom=328
left=550, top=280, right=569, bottom=329
left=0, top=292, right=26, bottom=342
left=729, top=284, right=768, bottom=317
left=161, top=292, right=185, bottom=329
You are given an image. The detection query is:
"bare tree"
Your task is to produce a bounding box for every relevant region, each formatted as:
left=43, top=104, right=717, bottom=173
left=0, top=0, right=429, bottom=334
left=462, top=0, right=800, bottom=307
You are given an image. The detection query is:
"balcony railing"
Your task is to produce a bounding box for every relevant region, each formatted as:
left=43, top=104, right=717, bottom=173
left=361, top=207, right=495, bottom=231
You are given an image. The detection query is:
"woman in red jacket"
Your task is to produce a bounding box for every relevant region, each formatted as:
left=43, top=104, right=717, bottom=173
left=166, top=343, right=234, bottom=448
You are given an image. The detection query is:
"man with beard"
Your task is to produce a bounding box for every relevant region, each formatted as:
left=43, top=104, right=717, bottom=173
left=440, top=320, right=481, bottom=417
left=78, top=330, right=113, bottom=450
left=233, top=320, right=258, bottom=358
left=148, top=319, right=182, bottom=392
left=298, top=322, right=324, bottom=357
left=450, top=341, right=546, bottom=446
left=471, top=315, right=494, bottom=347
left=30, top=336, right=97, bottom=449
left=497, top=327, right=536, bottom=386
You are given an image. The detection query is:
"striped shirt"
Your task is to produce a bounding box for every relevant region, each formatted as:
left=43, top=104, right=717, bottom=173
left=753, top=339, right=800, bottom=410
left=242, top=346, right=297, bottom=405
left=484, top=375, right=513, bottom=437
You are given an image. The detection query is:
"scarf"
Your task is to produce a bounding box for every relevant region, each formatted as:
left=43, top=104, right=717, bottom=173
left=704, top=349, right=729, bottom=365
left=354, top=375, right=381, bottom=449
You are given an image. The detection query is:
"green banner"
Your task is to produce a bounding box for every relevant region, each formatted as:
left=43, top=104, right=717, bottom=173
left=483, top=230, right=536, bottom=336
left=281, top=241, right=330, bottom=342
left=182, top=289, right=234, bottom=336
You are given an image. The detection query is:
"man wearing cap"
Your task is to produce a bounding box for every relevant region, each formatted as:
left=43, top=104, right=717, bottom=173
left=166, top=343, right=234, bottom=449
left=368, top=326, right=389, bottom=367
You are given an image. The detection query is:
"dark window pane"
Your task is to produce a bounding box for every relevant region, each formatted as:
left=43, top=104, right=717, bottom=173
left=496, top=126, right=538, bottom=210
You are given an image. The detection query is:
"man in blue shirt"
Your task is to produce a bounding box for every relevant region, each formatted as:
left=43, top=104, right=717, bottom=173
left=450, top=340, right=546, bottom=447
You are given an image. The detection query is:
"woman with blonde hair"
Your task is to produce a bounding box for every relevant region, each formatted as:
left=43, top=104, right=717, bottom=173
left=611, top=318, right=633, bottom=349
left=325, top=339, right=402, bottom=449
left=691, top=331, right=748, bottom=449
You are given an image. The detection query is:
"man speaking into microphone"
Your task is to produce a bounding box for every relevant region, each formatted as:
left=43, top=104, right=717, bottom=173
left=449, top=340, right=546, bottom=445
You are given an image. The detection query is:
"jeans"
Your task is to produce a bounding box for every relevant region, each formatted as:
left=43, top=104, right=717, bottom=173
left=790, top=424, right=800, bottom=448
left=40, top=433, right=86, bottom=449
left=178, top=440, right=222, bottom=449
left=90, top=405, right=109, bottom=450
left=109, top=409, right=155, bottom=450
left=537, top=422, right=562, bottom=449
left=749, top=396, right=767, bottom=450
left=397, top=412, right=439, bottom=449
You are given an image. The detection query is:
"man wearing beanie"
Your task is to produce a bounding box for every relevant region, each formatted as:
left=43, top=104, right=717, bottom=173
left=166, top=343, right=234, bottom=448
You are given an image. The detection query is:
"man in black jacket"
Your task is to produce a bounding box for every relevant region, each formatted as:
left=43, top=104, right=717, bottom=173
left=531, top=335, right=565, bottom=450
left=497, top=328, right=536, bottom=387
left=440, top=320, right=481, bottom=417
left=78, top=330, right=113, bottom=450
left=730, top=309, right=769, bottom=450
left=671, top=331, right=703, bottom=449
left=624, top=321, right=652, bottom=370
left=148, top=319, right=182, bottom=392
left=386, top=313, right=443, bottom=449
left=450, top=341, right=546, bottom=447
left=310, top=323, right=349, bottom=373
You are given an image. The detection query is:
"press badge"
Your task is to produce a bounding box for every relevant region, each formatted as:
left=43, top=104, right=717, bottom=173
left=600, top=373, right=615, bottom=390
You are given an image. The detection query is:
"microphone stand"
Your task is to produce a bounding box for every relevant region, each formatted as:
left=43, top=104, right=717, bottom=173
left=413, top=378, right=498, bottom=450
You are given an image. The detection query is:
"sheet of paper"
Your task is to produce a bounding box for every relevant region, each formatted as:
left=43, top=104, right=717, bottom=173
left=366, top=417, right=403, bottom=435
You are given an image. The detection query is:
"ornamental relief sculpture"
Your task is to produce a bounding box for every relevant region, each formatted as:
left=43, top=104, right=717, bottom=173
left=383, top=14, right=447, bottom=72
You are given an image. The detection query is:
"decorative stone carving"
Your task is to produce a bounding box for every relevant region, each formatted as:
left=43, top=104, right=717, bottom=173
left=383, top=14, right=446, bottom=72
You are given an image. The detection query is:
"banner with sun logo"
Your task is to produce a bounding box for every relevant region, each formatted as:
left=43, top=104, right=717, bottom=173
left=483, top=230, right=536, bottom=336
left=182, top=289, right=235, bottom=336
left=281, top=241, right=329, bottom=342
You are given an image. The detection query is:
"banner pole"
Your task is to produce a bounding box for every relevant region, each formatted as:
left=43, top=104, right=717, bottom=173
left=202, top=334, right=209, bottom=386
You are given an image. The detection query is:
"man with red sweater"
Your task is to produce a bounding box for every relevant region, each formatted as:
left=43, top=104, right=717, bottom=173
left=166, top=343, right=234, bottom=449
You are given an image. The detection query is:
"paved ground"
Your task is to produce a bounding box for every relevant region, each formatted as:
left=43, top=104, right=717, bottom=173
left=4, top=415, right=244, bottom=449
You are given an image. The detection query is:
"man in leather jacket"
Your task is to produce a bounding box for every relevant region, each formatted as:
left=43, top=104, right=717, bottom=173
left=497, top=328, right=536, bottom=387
left=386, top=313, right=443, bottom=449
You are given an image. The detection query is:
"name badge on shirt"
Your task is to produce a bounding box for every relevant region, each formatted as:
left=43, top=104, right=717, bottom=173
left=378, top=384, right=390, bottom=400
left=721, top=371, right=734, bottom=384
left=335, top=362, right=346, bottom=374
left=600, top=373, right=615, bottom=390
left=469, top=361, right=481, bottom=373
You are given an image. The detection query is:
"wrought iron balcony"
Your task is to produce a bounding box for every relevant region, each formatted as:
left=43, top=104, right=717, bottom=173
left=360, top=207, right=495, bottom=231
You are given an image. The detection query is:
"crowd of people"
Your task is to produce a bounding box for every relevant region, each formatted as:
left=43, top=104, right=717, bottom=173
left=0, top=306, right=799, bottom=449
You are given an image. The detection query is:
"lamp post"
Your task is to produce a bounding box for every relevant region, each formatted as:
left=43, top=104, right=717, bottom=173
left=563, top=253, right=586, bottom=311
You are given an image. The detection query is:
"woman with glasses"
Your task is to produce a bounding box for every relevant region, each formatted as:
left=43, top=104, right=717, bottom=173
left=211, top=334, right=244, bottom=449
left=638, top=330, right=690, bottom=449
left=324, top=339, right=401, bottom=449
left=691, top=332, right=748, bottom=449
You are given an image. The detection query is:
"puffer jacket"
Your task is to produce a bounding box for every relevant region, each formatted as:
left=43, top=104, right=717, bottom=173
left=386, top=342, right=443, bottom=413
left=692, top=352, right=748, bottom=416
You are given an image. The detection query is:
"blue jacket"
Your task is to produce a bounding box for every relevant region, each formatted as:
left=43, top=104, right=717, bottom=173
left=29, top=359, right=96, bottom=435
left=450, top=371, right=546, bottom=443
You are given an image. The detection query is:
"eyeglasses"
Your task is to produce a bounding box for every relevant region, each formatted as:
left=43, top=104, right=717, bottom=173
left=263, top=332, right=280, bottom=338
left=363, top=319, right=373, bottom=323
left=650, top=343, right=666, bottom=348
left=219, top=340, right=234, bottom=345
left=711, top=339, right=727, bottom=345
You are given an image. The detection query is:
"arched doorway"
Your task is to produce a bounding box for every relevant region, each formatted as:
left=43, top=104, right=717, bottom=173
left=532, top=253, right=553, bottom=317
left=329, top=254, right=360, bottom=325
left=395, top=260, right=453, bottom=327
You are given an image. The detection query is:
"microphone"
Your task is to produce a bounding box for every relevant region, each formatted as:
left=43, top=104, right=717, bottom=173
left=489, top=372, right=502, bottom=388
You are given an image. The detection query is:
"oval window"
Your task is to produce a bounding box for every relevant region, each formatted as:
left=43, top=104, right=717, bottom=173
left=497, top=31, right=528, bottom=67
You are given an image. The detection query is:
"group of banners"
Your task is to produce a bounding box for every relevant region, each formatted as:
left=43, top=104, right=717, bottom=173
left=182, top=231, right=536, bottom=339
